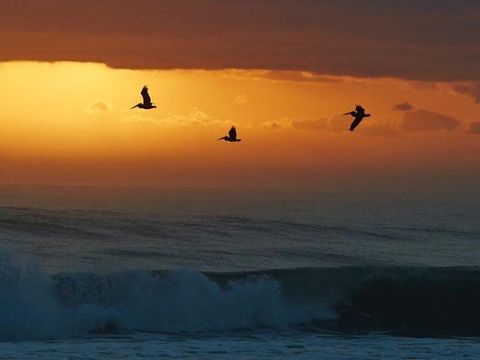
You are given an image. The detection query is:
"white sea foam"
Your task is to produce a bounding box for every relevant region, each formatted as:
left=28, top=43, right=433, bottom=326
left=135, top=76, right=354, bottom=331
left=0, top=250, right=330, bottom=340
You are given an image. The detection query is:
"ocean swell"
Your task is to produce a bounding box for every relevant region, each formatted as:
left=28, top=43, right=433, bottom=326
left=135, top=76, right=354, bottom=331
left=0, top=251, right=479, bottom=340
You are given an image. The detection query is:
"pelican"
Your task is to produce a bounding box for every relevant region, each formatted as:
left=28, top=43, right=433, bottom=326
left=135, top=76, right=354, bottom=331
left=344, top=105, right=371, bottom=131
left=218, top=126, right=242, bottom=142
left=131, top=86, right=156, bottom=109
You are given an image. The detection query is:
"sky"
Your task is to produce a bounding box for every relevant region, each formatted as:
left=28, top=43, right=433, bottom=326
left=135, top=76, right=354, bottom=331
left=0, top=1, right=479, bottom=192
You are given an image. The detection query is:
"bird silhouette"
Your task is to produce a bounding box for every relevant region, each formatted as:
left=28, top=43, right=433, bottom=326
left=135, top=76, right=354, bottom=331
left=344, top=105, right=371, bottom=131
left=131, top=86, right=157, bottom=109
left=218, top=126, right=242, bottom=142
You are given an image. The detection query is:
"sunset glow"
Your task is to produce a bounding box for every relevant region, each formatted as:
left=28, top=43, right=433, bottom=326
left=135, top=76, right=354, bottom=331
left=2, top=2, right=480, bottom=354
left=0, top=61, right=478, bottom=188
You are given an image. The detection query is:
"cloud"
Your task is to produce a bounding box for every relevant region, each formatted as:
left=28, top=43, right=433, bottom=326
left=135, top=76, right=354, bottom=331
left=291, top=118, right=329, bottom=131
left=400, top=110, right=461, bottom=132
left=357, top=124, right=399, bottom=137
left=392, top=102, right=414, bottom=111
left=262, top=121, right=281, bottom=130
left=452, top=82, right=480, bottom=103
left=327, top=115, right=353, bottom=133
left=162, top=109, right=213, bottom=126
left=263, top=117, right=292, bottom=130
left=120, top=108, right=219, bottom=127
left=86, top=101, right=111, bottom=114
left=234, top=94, right=248, bottom=105
left=253, top=71, right=344, bottom=84
left=159, top=109, right=233, bottom=128
left=468, top=121, right=480, bottom=134
left=291, top=115, right=380, bottom=135
left=293, top=111, right=464, bottom=136
left=1, top=1, right=480, bottom=81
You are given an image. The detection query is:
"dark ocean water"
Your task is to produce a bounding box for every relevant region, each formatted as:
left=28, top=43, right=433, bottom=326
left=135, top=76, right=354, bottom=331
left=0, top=187, right=479, bottom=358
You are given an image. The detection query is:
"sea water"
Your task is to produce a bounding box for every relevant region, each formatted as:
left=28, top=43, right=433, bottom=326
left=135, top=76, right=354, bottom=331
left=0, top=187, right=479, bottom=359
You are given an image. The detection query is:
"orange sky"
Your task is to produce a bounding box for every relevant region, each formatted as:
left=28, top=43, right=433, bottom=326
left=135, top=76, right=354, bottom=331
left=0, top=61, right=479, bottom=190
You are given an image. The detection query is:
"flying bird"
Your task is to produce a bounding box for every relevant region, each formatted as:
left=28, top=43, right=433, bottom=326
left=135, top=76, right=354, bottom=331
left=131, top=86, right=156, bottom=109
left=344, top=105, right=371, bottom=131
left=218, top=126, right=242, bottom=142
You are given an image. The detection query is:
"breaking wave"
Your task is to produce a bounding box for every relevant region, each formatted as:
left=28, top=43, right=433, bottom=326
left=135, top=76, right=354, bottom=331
left=0, top=250, right=479, bottom=340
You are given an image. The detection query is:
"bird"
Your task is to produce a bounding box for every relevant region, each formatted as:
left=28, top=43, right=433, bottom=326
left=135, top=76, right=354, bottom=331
left=344, top=105, right=371, bottom=131
left=131, top=86, right=156, bottom=109
left=218, top=126, right=242, bottom=142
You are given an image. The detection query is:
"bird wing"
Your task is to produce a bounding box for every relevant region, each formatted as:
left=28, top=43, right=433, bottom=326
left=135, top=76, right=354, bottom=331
left=141, top=86, right=152, bottom=106
left=229, top=127, right=237, bottom=140
left=350, top=117, right=363, bottom=131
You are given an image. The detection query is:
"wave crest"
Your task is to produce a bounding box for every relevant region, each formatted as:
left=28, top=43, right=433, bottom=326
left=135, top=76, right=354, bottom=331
left=1, top=250, right=479, bottom=340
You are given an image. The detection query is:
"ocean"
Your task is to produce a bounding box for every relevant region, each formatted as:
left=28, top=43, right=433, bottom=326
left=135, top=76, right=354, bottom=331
left=0, top=186, right=479, bottom=359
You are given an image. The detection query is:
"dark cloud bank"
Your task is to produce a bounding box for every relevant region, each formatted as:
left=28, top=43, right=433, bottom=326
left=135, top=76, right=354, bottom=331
left=1, top=0, right=480, bottom=81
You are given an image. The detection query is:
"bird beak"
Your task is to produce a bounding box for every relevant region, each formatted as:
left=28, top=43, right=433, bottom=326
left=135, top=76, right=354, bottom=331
left=131, top=104, right=138, bottom=109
